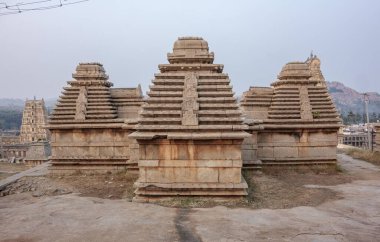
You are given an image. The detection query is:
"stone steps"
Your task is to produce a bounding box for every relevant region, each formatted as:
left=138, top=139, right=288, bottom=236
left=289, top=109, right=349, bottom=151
left=198, top=97, right=236, bottom=103
left=147, top=91, right=183, bottom=97
left=198, top=91, right=234, bottom=97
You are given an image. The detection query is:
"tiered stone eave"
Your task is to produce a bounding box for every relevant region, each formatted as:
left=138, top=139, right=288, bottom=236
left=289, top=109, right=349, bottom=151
left=159, top=63, right=224, bottom=73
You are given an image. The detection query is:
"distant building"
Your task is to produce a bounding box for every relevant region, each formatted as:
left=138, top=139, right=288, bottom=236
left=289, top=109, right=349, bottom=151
left=0, top=134, right=28, bottom=161
left=373, top=123, right=379, bottom=152
left=338, top=124, right=376, bottom=150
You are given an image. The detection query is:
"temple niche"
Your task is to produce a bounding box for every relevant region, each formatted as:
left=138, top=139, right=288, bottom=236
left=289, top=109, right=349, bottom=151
left=241, top=55, right=341, bottom=167
left=47, top=63, right=144, bottom=173
left=130, top=37, right=249, bottom=202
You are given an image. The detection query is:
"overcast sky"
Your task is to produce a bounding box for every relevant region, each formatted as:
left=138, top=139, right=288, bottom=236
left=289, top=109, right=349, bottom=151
left=1, top=0, right=379, bottom=99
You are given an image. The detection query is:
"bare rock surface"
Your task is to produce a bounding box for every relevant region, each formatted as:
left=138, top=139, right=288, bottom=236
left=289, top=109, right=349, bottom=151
left=1, top=154, right=380, bottom=242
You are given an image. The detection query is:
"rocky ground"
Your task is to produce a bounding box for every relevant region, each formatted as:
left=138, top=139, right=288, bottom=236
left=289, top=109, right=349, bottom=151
left=0, top=171, right=138, bottom=200
left=0, top=153, right=380, bottom=241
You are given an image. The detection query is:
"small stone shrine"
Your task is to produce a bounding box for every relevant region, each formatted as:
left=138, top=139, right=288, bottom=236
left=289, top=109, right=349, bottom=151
left=24, top=141, right=51, bottom=166
left=47, top=63, right=144, bottom=173
left=241, top=55, right=341, bottom=167
left=130, top=37, right=249, bottom=201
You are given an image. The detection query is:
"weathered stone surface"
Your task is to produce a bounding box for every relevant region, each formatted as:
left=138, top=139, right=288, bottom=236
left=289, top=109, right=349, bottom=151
left=24, top=141, right=51, bottom=166
left=75, top=86, right=87, bottom=120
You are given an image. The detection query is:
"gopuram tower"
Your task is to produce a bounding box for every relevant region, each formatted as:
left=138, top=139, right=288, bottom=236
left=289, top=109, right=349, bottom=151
left=130, top=37, right=249, bottom=201
left=19, top=98, right=50, bottom=143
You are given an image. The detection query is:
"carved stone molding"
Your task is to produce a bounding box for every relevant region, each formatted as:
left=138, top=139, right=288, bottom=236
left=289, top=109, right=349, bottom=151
left=182, top=72, right=199, bottom=126
left=75, top=86, right=87, bottom=120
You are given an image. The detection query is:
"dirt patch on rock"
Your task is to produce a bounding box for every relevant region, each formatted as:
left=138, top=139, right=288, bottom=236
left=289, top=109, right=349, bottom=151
left=244, top=171, right=351, bottom=209
left=1, top=172, right=138, bottom=200
left=154, top=169, right=352, bottom=209
left=1, top=164, right=355, bottom=210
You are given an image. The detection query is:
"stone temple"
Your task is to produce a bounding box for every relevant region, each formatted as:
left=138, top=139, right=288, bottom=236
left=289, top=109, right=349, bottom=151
left=44, top=38, right=345, bottom=201
left=47, top=63, right=144, bottom=173
left=130, top=37, right=249, bottom=201
left=241, top=55, right=341, bottom=167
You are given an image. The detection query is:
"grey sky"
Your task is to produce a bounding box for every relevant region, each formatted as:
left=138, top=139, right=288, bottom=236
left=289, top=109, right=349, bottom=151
left=1, top=0, right=379, bottom=99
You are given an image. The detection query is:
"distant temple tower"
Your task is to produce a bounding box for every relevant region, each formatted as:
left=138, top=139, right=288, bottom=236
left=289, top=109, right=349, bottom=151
left=19, top=98, right=50, bottom=143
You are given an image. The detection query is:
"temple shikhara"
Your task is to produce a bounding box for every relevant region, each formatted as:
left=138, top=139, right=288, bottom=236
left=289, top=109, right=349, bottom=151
left=20, top=98, right=50, bottom=143
left=130, top=37, right=249, bottom=201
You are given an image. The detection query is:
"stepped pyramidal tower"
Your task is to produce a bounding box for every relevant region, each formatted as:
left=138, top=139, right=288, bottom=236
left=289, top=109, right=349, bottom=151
left=19, top=98, right=50, bottom=143
left=130, top=37, right=249, bottom=201
left=241, top=56, right=341, bottom=167
left=47, top=63, right=144, bottom=173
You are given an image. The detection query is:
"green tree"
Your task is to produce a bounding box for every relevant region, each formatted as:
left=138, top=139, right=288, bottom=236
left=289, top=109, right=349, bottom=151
left=370, top=112, right=378, bottom=123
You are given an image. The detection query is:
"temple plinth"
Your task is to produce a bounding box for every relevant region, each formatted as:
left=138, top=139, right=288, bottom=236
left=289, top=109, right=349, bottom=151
left=130, top=37, right=249, bottom=201
left=47, top=63, right=144, bottom=173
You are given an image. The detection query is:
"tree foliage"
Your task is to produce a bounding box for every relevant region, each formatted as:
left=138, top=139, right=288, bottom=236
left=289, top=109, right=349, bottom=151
left=340, top=110, right=380, bottom=125
left=0, top=108, right=22, bottom=130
